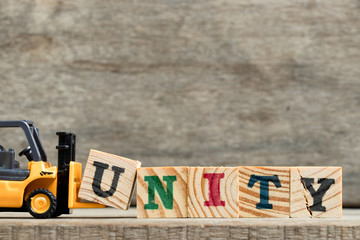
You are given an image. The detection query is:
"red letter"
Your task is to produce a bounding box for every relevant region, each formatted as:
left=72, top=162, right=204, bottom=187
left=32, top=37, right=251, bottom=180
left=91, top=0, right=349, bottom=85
left=203, top=173, right=225, bottom=206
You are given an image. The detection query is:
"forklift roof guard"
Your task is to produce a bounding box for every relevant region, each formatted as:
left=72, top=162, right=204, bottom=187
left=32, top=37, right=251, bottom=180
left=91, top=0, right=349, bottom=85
left=0, top=120, right=47, bottom=162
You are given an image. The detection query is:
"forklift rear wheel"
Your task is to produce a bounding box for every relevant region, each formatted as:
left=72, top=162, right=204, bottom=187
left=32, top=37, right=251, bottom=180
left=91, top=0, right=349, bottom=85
left=26, top=189, right=57, bottom=219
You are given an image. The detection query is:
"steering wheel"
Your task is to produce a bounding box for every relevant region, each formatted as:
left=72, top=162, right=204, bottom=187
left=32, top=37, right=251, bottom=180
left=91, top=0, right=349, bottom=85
left=19, top=146, right=33, bottom=161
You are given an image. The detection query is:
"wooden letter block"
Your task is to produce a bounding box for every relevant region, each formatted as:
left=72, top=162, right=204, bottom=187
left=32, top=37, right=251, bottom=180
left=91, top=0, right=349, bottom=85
left=290, top=167, right=342, bottom=218
left=137, top=167, right=188, bottom=218
left=238, top=167, right=290, bottom=218
left=78, top=149, right=141, bottom=210
left=187, top=167, right=239, bottom=218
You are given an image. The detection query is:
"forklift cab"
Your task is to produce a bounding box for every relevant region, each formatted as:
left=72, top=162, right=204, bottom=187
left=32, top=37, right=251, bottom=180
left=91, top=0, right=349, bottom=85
left=0, top=120, right=48, bottom=182
left=0, top=120, right=48, bottom=181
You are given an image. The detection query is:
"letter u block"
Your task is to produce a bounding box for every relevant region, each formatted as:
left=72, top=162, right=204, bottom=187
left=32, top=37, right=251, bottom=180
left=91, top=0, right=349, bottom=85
left=78, top=149, right=141, bottom=209
left=238, top=167, right=290, bottom=217
left=290, top=167, right=342, bottom=218
left=137, top=167, right=188, bottom=218
left=188, top=167, right=239, bottom=218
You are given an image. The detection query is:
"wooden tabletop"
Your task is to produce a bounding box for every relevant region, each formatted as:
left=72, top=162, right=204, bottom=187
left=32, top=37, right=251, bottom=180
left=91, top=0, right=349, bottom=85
left=0, top=208, right=359, bottom=239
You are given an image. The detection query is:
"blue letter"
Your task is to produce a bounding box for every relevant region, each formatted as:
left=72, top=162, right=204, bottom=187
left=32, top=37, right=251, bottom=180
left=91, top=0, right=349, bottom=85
left=248, top=175, right=281, bottom=209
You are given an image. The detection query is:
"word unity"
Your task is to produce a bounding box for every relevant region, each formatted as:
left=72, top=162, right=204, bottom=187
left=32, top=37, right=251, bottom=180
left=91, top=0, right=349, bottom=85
left=79, top=149, right=342, bottom=218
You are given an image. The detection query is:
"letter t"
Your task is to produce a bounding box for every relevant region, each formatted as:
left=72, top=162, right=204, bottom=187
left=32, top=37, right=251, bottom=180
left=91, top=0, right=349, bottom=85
left=248, top=174, right=282, bottom=209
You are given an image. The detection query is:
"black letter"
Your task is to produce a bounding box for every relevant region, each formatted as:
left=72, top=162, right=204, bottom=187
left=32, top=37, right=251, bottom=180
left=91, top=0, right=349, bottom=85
left=301, top=178, right=335, bottom=212
left=92, top=161, right=125, bottom=198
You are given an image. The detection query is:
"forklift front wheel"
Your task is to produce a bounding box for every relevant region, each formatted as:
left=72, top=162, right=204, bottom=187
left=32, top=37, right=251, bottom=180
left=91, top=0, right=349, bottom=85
left=26, top=189, right=57, bottom=219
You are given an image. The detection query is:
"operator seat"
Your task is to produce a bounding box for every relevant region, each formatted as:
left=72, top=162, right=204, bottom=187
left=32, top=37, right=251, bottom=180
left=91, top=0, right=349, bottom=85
left=0, top=145, right=13, bottom=168
left=0, top=145, right=4, bottom=168
left=0, top=145, right=30, bottom=181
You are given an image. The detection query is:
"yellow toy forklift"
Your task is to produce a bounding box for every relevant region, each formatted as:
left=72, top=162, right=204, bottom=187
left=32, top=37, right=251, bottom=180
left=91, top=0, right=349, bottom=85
left=0, top=120, right=104, bottom=218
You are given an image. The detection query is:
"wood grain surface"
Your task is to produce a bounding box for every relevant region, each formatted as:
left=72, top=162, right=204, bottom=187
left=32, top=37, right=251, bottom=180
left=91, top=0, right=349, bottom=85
left=290, top=167, right=342, bottom=218
left=0, top=0, right=359, bottom=207
left=188, top=167, right=239, bottom=218
left=137, top=167, right=188, bottom=218
left=0, top=208, right=358, bottom=240
left=239, top=167, right=290, bottom=218
left=78, top=149, right=141, bottom=209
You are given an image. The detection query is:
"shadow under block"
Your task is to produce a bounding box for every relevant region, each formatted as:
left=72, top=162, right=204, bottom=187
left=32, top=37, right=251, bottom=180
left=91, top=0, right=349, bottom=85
left=238, top=167, right=290, bottom=218
left=187, top=167, right=239, bottom=218
left=137, top=167, right=188, bottom=218
left=290, top=167, right=342, bottom=218
left=78, top=149, right=141, bottom=210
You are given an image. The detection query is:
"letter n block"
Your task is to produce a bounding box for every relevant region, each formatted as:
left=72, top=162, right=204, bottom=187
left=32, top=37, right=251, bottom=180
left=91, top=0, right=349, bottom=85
left=187, top=167, right=239, bottom=218
left=78, top=149, right=141, bottom=209
left=137, top=167, right=188, bottom=218
left=290, top=167, right=342, bottom=218
left=238, top=167, right=290, bottom=218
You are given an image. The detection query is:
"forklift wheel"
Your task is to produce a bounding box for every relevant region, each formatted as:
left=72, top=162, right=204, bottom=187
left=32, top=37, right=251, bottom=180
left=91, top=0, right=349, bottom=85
left=26, top=189, right=57, bottom=219
left=50, top=210, right=62, bottom=218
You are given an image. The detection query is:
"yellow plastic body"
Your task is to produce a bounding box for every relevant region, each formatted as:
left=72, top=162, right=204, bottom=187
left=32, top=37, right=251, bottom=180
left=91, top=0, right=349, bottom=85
left=0, top=160, right=105, bottom=210
left=0, top=161, right=57, bottom=208
left=68, top=162, right=105, bottom=209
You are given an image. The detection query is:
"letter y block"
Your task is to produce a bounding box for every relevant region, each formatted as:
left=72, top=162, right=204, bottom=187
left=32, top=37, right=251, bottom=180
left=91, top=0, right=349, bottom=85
left=79, top=149, right=141, bottom=209
left=290, top=167, right=342, bottom=218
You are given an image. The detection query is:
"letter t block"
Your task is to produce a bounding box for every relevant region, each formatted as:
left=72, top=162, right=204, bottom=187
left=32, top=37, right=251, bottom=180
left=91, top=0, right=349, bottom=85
left=137, top=167, right=188, bottom=218
left=238, top=167, right=290, bottom=217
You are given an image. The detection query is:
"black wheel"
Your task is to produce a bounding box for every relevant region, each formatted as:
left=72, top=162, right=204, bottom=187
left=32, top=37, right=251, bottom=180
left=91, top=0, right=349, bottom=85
left=26, top=188, right=57, bottom=219
left=50, top=210, right=62, bottom=218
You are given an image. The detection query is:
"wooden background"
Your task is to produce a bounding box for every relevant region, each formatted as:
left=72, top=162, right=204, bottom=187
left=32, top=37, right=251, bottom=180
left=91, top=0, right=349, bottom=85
left=0, top=0, right=359, bottom=206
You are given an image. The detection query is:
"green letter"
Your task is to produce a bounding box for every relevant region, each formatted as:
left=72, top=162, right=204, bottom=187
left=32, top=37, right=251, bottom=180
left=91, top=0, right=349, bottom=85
left=144, top=176, right=177, bottom=210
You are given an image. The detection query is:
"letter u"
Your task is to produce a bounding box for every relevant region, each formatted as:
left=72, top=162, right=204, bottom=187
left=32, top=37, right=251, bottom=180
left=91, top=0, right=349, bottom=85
left=92, top=161, right=125, bottom=198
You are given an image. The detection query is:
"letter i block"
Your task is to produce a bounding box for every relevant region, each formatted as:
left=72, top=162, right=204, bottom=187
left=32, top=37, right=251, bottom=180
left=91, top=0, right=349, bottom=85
left=137, top=167, right=188, bottom=218
left=290, top=167, right=342, bottom=218
left=238, top=167, right=290, bottom=218
left=187, top=167, right=239, bottom=218
left=78, top=149, right=141, bottom=209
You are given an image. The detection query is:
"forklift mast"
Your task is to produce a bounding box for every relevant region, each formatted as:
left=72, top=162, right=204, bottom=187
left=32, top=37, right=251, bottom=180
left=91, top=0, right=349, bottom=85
left=55, top=132, right=76, bottom=215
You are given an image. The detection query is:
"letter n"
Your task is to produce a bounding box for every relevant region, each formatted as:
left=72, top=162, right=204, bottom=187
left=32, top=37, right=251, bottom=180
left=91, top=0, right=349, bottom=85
left=144, top=176, right=177, bottom=210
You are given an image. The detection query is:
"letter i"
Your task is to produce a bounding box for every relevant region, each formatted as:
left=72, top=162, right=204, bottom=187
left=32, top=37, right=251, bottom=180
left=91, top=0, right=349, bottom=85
left=203, top=173, right=225, bottom=207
